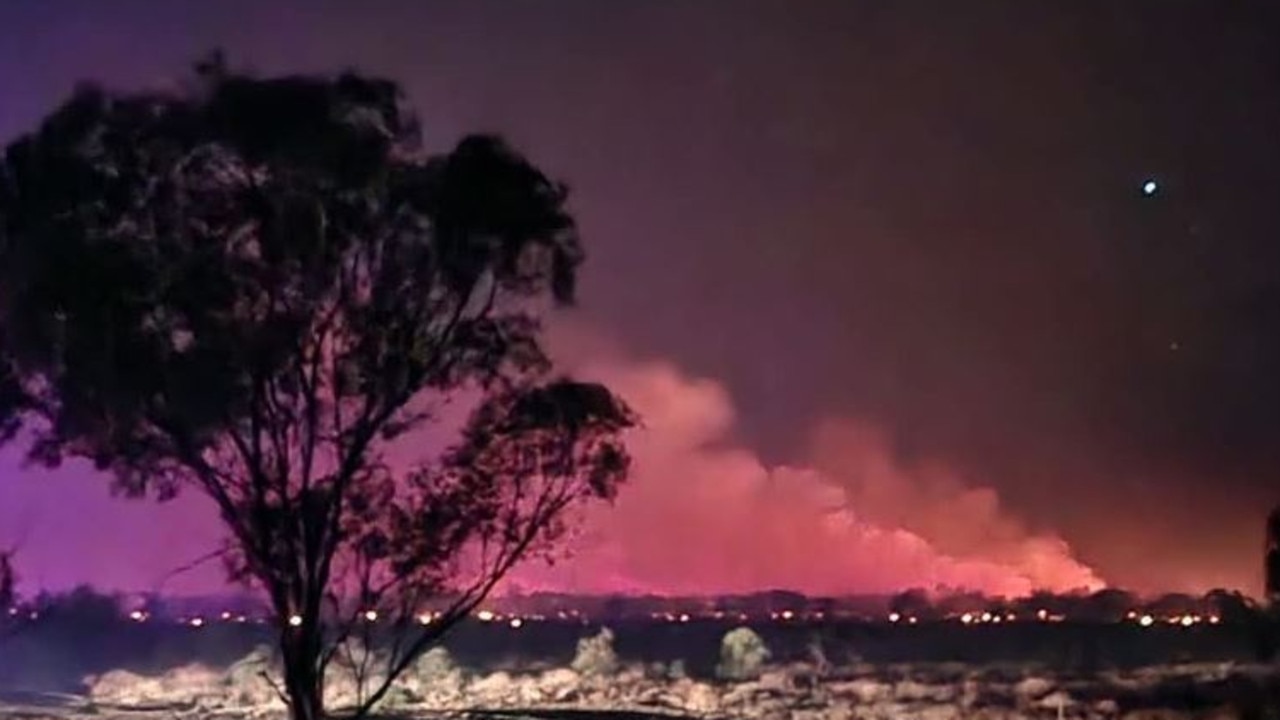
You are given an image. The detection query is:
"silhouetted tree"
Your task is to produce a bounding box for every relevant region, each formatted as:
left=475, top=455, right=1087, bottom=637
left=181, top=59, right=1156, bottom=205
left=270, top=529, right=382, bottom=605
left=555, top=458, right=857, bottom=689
left=1079, top=588, right=1138, bottom=623
left=0, top=550, right=16, bottom=644
left=0, top=550, right=13, bottom=611
left=1148, top=592, right=1199, bottom=618
left=935, top=590, right=987, bottom=617
left=1206, top=588, right=1278, bottom=661
left=0, top=56, right=634, bottom=720
left=1015, top=589, right=1072, bottom=617
left=889, top=588, right=932, bottom=620
left=1267, top=505, right=1280, bottom=604
left=33, top=585, right=122, bottom=627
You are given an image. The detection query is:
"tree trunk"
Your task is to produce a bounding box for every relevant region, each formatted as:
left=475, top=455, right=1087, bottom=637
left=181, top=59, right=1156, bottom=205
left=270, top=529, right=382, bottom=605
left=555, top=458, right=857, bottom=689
left=283, top=630, right=325, bottom=720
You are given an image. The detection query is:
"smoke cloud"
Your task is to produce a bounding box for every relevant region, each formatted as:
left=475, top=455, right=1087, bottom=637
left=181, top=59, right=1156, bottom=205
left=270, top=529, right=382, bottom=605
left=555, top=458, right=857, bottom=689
left=511, top=324, right=1104, bottom=597
left=0, top=321, right=1103, bottom=599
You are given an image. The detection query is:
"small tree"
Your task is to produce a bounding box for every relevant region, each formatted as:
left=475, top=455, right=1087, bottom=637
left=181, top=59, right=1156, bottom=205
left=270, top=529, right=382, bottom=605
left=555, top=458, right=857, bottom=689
left=0, top=57, right=634, bottom=720
left=889, top=588, right=932, bottom=620
left=0, top=550, right=13, bottom=611
left=0, top=549, right=16, bottom=644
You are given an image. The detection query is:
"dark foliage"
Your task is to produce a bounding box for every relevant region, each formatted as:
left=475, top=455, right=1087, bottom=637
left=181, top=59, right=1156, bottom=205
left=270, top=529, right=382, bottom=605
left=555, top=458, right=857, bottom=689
left=0, top=56, right=634, bottom=719
left=0, top=552, right=12, bottom=611
left=889, top=589, right=931, bottom=619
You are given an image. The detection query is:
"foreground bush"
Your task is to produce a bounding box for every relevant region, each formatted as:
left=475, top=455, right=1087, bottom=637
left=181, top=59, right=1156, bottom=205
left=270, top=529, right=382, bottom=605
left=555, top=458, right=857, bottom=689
left=716, top=626, right=771, bottom=680
left=571, top=627, right=620, bottom=676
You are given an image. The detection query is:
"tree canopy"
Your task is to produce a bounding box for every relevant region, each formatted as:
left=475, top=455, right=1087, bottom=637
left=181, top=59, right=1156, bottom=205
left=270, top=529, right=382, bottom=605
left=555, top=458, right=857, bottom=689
left=0, top=552, right=12, bottom=611
left=0, top=57, right=634, bottom=719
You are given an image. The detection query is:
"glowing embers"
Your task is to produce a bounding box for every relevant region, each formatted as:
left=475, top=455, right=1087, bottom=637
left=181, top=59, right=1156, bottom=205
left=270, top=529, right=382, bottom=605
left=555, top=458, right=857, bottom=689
left=958, top=610, right=1035, bottom=625
left=1129, top=612, right=1206, bottom=628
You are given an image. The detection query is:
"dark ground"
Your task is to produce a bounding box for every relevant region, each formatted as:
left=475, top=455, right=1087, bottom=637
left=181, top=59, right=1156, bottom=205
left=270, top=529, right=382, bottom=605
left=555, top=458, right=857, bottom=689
left=0, top=619, right=1263, bottom=694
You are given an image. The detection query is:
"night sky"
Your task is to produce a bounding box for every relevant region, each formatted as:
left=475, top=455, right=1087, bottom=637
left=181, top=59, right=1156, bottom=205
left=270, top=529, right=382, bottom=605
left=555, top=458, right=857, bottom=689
left=2, top=0, right=1280, bottom=597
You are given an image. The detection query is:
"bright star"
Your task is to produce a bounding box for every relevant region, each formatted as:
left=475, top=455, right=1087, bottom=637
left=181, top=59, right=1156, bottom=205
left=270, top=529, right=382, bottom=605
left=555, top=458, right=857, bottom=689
left=1142, top=179, right=1159, bottom=196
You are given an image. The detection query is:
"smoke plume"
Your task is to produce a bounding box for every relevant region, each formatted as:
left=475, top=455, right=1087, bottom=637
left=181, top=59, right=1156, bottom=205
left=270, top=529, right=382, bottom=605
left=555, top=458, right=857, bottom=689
left=510, top=324, right=1104, bottom=597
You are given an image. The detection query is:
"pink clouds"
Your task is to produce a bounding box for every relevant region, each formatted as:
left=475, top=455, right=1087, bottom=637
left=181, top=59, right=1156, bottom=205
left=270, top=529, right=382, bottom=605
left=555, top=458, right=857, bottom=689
left=510, top=325, right=1104, bottom=597
left=0, top=320, right=1103, bottom=599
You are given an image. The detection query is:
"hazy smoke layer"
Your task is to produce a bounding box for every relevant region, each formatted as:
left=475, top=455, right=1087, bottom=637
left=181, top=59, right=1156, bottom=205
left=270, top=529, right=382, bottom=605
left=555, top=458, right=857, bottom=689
left=0, top=322, right=1102, bottom=598
left=511, top=325, right=1104, bottom=597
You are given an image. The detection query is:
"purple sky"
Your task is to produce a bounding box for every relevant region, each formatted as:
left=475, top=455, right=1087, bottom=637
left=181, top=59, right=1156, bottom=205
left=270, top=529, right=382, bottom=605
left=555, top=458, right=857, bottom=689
left=3, top=1, right=1280, bottom=596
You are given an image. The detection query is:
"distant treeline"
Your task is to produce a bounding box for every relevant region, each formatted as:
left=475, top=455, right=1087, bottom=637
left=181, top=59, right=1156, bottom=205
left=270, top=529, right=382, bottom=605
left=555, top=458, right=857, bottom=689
left=2, top=585, right=1265, bottom=626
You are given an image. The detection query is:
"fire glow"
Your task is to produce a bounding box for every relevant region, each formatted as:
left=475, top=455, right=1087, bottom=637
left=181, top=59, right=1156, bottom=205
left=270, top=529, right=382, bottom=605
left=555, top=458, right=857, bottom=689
left=507, top=337, right=1106, bottom=599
